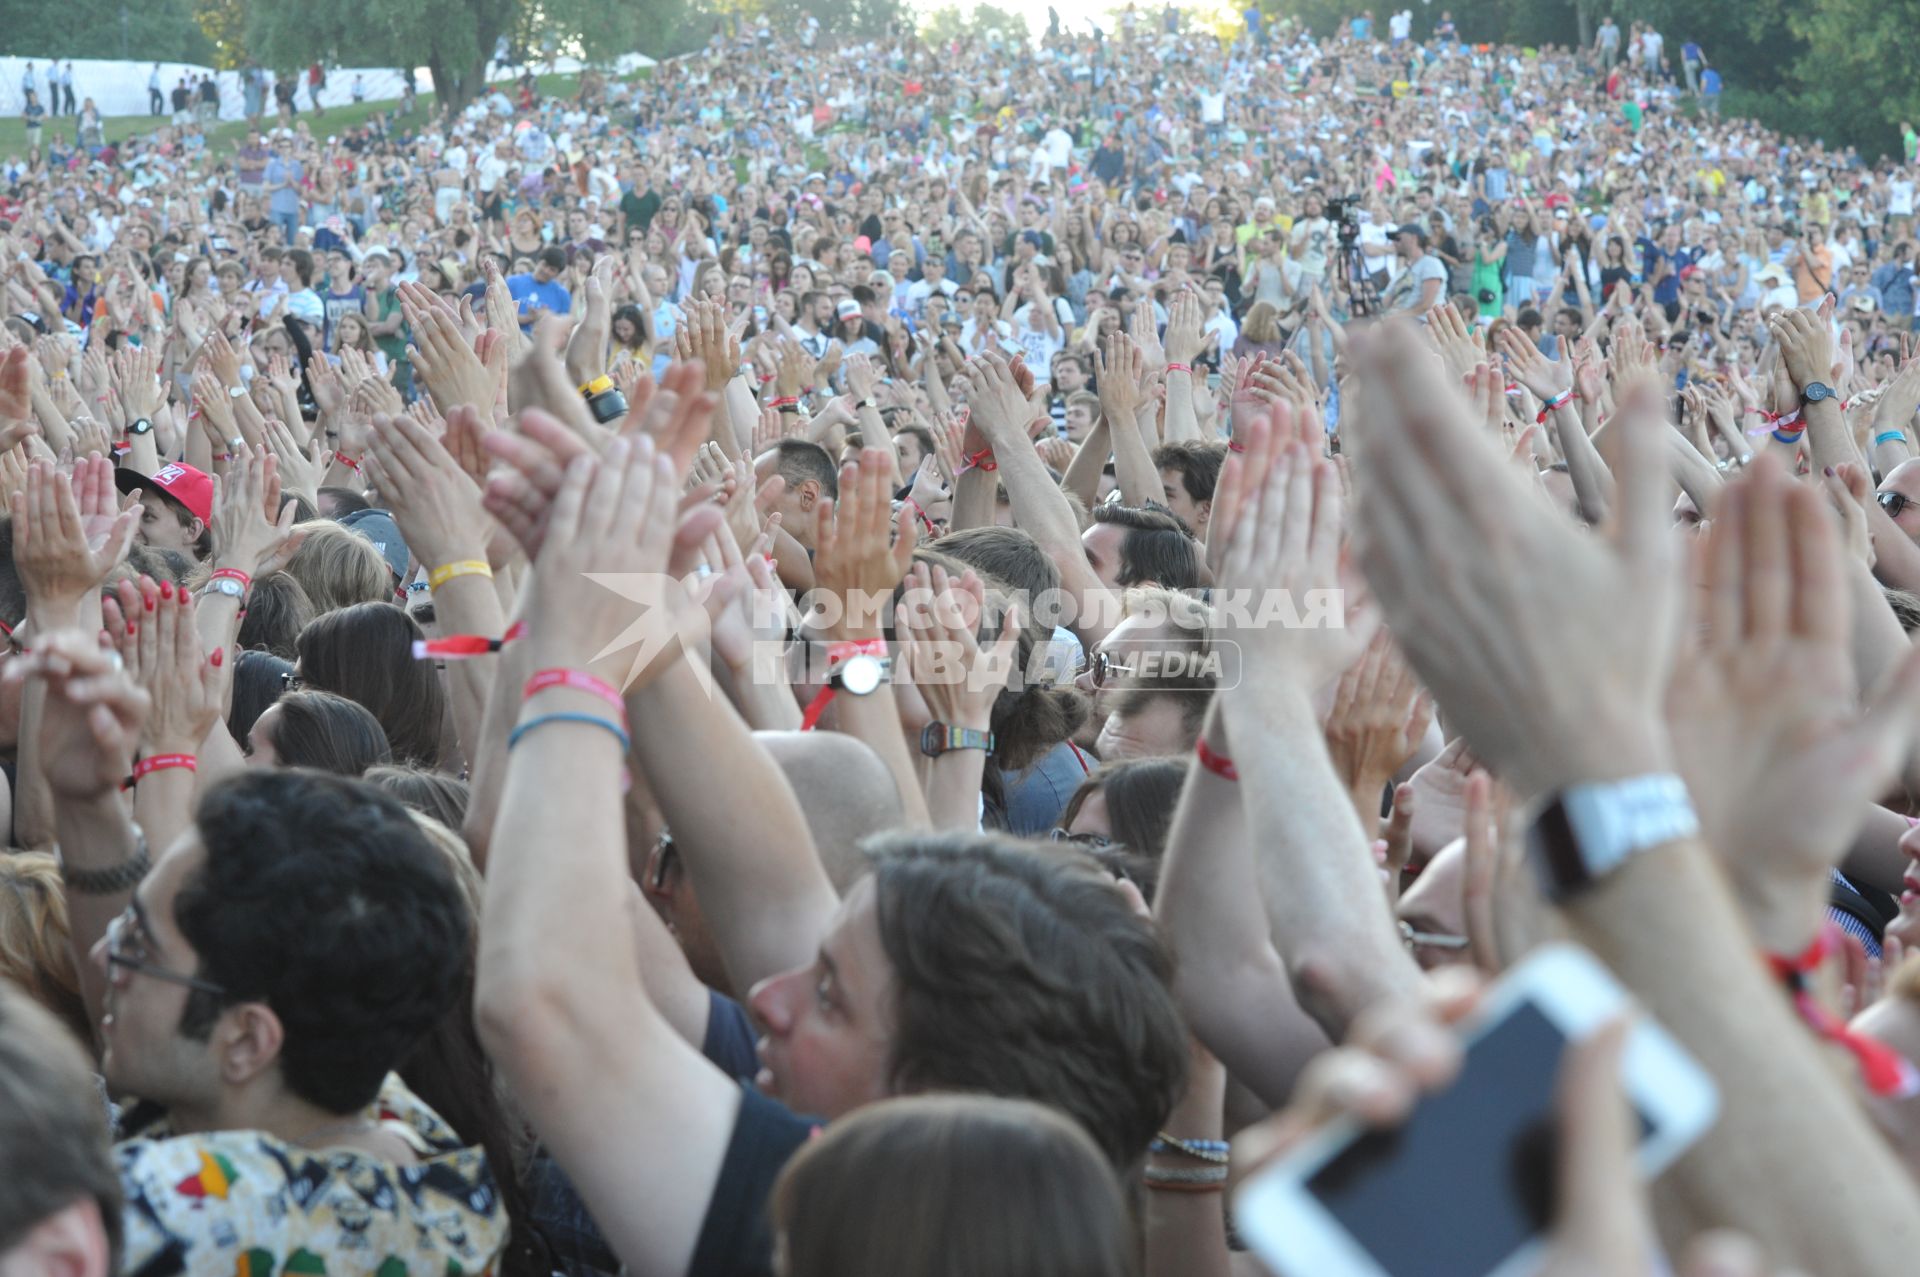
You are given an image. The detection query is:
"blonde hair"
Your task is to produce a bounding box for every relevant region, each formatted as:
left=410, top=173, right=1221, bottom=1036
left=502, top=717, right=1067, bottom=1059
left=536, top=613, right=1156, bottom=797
left=0, top=853, right=91, bottom=1049
left=1242, top=300, right=1283, bottom=345
left=285, top=522, right=392, bottom=615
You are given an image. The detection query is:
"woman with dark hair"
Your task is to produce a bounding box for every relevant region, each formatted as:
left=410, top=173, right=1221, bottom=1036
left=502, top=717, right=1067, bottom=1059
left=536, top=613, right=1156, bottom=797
left=247, top=690, right=394, bottom=776
left=366, top=764, right=471, bottom=829
left=610, top=302, right=651, bottom=366
left=295, top=602, right=447, bottom=766
left=234, top=570, right=315, bottom=661
left=1053, top=756, right=1188, bottom=899
left=772, top=1095, right=1135, bottom=1277
left=227, top=649, right=294, bottom=749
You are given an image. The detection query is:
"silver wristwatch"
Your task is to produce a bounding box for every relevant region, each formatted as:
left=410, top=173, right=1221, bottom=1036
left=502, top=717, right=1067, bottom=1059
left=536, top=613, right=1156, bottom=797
left=1527, top=774, right=1700, bottom=900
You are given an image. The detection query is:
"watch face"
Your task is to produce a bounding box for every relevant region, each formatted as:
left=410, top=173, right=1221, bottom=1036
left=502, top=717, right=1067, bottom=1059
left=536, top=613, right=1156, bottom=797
left=835, top=654, right=887, bottom=696
left=1804, top=381, right=1835, bottom=402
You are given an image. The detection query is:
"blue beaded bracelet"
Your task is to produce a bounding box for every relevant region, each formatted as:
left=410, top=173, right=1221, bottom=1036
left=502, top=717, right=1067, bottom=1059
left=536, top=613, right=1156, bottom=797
left=1152, top=1134, right=1230, bottom=1161
left=1876, top=430, right=1908, bottom=448
left=508, top=711, right=632, bottom=755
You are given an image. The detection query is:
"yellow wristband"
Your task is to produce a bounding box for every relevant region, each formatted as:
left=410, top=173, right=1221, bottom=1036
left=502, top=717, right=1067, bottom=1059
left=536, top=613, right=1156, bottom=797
left=428, top=559, right=494, bottom=589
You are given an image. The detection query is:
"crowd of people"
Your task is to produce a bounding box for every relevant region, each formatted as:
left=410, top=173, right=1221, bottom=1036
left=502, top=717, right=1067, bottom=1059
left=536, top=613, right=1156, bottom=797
left=4, top=7, right=1920, bottom=1277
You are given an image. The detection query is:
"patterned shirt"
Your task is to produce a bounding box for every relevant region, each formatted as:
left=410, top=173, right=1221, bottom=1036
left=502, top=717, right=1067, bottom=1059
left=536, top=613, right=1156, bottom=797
left=116, top=1075, right=507, bottom=1277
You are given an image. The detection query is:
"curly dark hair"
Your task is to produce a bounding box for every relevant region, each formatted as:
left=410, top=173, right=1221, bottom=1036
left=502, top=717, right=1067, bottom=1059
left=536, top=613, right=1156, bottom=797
left=174, top=771, right=471, bottom=1114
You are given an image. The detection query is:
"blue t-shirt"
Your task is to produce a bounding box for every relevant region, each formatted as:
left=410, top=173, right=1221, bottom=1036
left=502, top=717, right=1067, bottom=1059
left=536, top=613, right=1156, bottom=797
left=506, top=272, right=571, bottom=329
left=1701, top=68, right=1722, bottom=95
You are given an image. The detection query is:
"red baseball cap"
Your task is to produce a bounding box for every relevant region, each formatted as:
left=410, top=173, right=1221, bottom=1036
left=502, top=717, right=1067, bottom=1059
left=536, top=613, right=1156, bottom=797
left=116, top=461, right=213, bottom=525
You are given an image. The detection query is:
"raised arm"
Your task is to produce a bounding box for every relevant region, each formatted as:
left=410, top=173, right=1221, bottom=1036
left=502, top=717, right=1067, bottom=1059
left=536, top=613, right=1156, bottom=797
left=474, top=435, right=741, bottom=1277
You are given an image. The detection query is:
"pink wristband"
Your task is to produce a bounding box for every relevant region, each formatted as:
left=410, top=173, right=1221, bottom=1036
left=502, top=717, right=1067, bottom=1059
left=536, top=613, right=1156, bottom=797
left=523, top=668, right=628, bottom=718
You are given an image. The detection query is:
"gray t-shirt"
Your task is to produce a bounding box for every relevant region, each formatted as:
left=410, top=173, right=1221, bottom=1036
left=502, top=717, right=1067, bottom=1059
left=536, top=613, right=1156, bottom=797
left=1386, top=254, right=1447, bottom=312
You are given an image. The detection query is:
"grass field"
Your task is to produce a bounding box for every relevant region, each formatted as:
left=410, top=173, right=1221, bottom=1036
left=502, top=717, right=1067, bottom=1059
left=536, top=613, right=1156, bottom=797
left=0, top=73, right=585, bottom=161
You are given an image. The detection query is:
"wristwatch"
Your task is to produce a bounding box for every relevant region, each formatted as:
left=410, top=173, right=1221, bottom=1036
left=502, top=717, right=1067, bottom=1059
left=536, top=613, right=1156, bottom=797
left=920, top=722, right=995, bottom=757
left=205, top=575, right=247, bottom=602
left=1527, top=774, right=1700, bottom=901
left=829, top=651, right=891, bottom=696
left=127, top=416, right=153, bottom=436
left=227, top=383, right=248, bottom=399
left=1800, top=381, right=1836, bottom=406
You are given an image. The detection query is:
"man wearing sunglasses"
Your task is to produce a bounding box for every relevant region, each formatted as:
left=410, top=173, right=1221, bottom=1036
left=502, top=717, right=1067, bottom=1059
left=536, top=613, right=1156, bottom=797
left=1876, top=457, right=1920, bottom=539
left=27, top=636, right=508, bottom=1277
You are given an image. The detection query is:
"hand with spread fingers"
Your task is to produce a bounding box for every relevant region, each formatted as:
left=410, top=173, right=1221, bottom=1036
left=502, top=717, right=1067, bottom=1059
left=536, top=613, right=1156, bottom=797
left=812, top=446, right=915, bottom=641
left=102, top=575, right=227, bottom=756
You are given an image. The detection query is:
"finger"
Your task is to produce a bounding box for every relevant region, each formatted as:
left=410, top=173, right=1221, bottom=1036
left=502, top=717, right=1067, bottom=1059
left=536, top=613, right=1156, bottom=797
left=1550, top=1019, right=1649, bottom=1269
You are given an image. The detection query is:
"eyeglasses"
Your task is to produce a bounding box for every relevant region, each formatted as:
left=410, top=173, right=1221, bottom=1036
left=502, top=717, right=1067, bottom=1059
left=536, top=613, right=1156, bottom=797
left=1049, top=828, right=1115, bottom=850
left=280, top=671, right=304, bottom=690
left=1879, top=491, right=1911, bottom=519
left=1085, top=649, right=1136, bottom=690
left=105, top=906, right=228, bottom=996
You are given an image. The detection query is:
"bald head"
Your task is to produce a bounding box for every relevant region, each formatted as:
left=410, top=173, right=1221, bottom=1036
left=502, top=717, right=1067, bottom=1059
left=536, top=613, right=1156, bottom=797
left=755, top=730, right=907, bottom=890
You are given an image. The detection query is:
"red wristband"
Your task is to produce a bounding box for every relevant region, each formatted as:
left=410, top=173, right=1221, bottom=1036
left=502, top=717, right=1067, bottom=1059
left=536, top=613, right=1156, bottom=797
left=1195, top=737, right=1238, bottom=781
left=1166, top=362, right=1192, bottom=373
left=904, top=498, right=936, bottom=535
left=1535, top=390, right=1576, bottom=422
left=959, top=447, right=997, bottom=474
left=767, top=395, right=800, bottom=408
left=210, top=567, right=253, bottom=592
left=337, top=453, right=363, bottom=473
left=524, top=668, right=628, bottom=718
left=1767, top=927, right=1920, bottom=1099
left=827, top=637, right=888, bottom=667
left=128, top=753, right=197, bottom=786
left=414, top=620, right=528, bottom=660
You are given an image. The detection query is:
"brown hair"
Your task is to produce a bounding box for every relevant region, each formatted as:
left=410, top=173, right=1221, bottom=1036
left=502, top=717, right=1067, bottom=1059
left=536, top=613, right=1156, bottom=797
left=866, top=831, right=1186, bottom=1169
left=1241, top=299, right=1283, bottom=344
left=235, top=570, right=316, bottom=661
left=0, top=853, right=90, bottom=1048
left=366, top=765, right=470, bottom=830
left=1057, top=757, right=1188, bottom=891
left=295, top=603, right=447, bottom=766
left=0, top=983, right=122, bottom=1267
left=267, top=690, right=394, bottom=776
left=284, top=521, right=392, bottom=615
left=772, top=1095, right=1137, bottom=1277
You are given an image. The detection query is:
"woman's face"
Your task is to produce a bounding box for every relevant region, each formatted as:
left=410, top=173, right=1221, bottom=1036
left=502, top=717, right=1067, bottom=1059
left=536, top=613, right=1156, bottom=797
left=612, top=314, right=637, bottom=345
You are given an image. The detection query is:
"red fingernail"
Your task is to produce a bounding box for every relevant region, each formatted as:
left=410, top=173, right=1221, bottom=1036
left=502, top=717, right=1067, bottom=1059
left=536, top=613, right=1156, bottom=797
left=143, top=595, right=154, bottom=612
left=159, top=581, right=173, bottom=599
left=211, top=648, right=224, bottom=668
left=126, top=623, right=137, bottom=635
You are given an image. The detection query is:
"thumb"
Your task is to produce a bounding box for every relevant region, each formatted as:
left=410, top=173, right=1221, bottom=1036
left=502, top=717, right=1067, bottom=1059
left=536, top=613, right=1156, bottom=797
left=1548, top=1018, right=1650, bottom=1271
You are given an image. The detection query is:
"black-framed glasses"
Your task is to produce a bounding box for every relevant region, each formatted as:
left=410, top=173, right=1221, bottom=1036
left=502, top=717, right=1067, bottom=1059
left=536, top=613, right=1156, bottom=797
left=105, top=906, right=228, bottom=996
left=1049, top=828, right=1114, bottom=850
left=280, top=671, right=303, bottom=691
left=1879, top=491, right=1911, bottom=520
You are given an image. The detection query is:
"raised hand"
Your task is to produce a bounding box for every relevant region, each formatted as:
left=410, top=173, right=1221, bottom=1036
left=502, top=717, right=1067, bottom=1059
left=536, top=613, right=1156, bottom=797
left=1353, top=321, right=1679, bottom=801
left=1669, top=457, right=1920, bottom=950
left=5, top=630, right=149, bottom=801
left=1499, top=327, right=1573, bottom=401
left=811, top=446, right=915, bottom=640
left=14, top=457, right=136, bottom=615
left=209, top=445, right=298, bottom=578
left=103, top=576, right=226, bottom=755
left=896, top=560, right=1020, bottom=733
left=365, top=412, right=492, bottom=573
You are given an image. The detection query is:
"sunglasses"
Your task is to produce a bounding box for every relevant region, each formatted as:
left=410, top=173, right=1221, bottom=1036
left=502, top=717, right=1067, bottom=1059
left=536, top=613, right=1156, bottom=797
left=1085, top=648, right=1136, bottom=689
left=1879, top=491, right=1912, bottom=519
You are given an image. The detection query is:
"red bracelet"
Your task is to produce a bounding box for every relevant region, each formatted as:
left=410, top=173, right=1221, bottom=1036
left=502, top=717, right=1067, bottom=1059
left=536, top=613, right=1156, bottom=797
left=414, top=620, right=528, bottom=660
left=523, top=668, right=628, bottom=718
left=959, top=447, right=997, bottom=474
left=767, top=395, right=800, bottom=408
left=1166, top=361, right=1192, bottom=374
left=210, top=567, right=253, bottom=593
left=127, top=753, right=197, bottom=787
left=827, top=637, right=888, bottom=666
left=1767, top=927, right=1920, bottom=1099
left=337, top=453, right=363, bottom=473
left=1195, top=737, right=1238, bottom=781
left=904, top=498, right=937, bottom=535
left=1535, top=389, right=1576, bottom=422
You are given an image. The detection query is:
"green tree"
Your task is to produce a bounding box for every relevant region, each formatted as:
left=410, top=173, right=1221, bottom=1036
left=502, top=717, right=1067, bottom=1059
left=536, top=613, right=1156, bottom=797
left=920, top=3, right=1029, bottom=43
left=1789, top=0, right=1920, bottom=154
left=1, top=0, right=214, bottom=63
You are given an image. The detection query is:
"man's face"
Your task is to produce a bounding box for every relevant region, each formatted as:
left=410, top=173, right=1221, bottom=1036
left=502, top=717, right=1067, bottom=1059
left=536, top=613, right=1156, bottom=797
left=894, top=432, right=929, bottom=476
left=1065, top=401, right=1095, bottom=443
left=91, top=837, right=224, bottom=1107
left=746, top=876, right=895, bottom=1118
left=1096, top=695, right=1192, bottom=760
left=1879, top=460, right=1920, bottom=540
left=1081, top=522, right=1130, bottom=591
left=533, top=259, right=559, bottom=283
left=1053, top=357, right=1087, bottom=394
left=1158, top=467, right=1209, bottom=534
left=136, top=492, right=200, bottom=555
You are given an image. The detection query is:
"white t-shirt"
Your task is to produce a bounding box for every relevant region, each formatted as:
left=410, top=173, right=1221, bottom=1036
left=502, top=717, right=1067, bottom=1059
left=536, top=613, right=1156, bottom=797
left=1891, top=177, right=1915, bottom=217
left=1043, top=127, right=1073, bottom=168
left=1199, top=91, right=1226, bottom=124
left=1389, top=11, right=1412, bottom=39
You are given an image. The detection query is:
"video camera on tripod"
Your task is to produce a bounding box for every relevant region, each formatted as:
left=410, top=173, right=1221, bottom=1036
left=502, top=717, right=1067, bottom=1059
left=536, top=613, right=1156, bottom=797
left=1326, top=194, right=1365, bottom=245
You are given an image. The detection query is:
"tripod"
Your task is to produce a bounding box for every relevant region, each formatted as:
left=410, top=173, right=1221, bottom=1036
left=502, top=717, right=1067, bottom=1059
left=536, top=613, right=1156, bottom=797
left=1340, top=236, right=1382, bottom=318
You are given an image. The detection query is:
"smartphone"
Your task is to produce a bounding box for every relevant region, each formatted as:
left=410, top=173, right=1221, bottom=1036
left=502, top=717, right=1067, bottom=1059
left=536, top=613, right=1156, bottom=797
left=1234, top=945, right=1718, bottom=1277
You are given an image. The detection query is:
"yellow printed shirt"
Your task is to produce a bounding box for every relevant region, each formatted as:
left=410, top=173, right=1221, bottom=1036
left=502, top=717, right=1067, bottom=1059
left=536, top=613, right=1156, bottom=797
left=115, top=1076, right=506, bottom=1277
